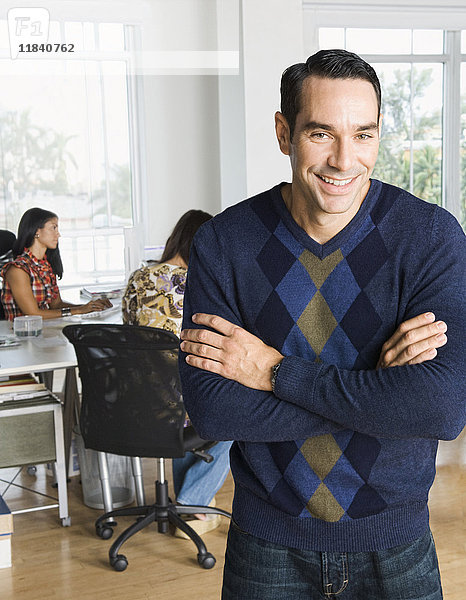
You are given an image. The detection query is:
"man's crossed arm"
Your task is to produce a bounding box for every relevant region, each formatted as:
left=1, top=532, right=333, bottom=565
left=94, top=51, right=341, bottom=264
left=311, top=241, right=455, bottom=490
left=181, top=311, right=448, bottom=391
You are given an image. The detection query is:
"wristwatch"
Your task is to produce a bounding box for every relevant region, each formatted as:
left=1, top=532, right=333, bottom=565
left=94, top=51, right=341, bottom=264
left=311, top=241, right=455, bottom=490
left=271, top=361, right=282, bottom=393
left=61, top=307, right=72, bottom=317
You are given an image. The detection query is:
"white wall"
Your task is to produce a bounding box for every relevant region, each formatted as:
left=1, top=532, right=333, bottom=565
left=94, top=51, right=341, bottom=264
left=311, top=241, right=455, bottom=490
left=142, top=74, right=221, bottom=245
left=217, top=0, right=247, bottom=210
left=241, top=0, right=304, bottom=199
left=139, top=0, right=222, bottom=246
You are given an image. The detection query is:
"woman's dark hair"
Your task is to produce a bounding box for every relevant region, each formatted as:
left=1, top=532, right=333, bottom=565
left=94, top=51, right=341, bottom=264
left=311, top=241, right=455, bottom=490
left=281, top=49, right=382, bottom=141
left=13, top=207, right=63, bottom=278
left=161, top=209, right=213, bottom=266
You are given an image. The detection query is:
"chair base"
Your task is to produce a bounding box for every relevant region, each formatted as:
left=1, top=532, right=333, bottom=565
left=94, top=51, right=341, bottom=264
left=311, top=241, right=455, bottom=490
left=94, top=478, right=231, bottom=572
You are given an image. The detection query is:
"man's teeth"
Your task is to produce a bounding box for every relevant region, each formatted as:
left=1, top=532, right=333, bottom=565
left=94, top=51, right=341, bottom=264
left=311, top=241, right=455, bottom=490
left=320, top=175, right=353, bottom=186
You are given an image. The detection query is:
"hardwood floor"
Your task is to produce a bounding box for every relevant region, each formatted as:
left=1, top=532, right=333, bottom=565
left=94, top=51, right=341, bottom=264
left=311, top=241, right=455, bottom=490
left=0, top=458, right=231, bottom=600
left=0, top=430, right=464, bottom=600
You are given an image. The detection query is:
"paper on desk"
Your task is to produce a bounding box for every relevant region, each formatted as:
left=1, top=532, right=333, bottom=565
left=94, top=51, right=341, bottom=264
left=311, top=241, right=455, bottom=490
left=0, top=336, right=20, bottom=348
left=0, top=390, right=52, bottom=403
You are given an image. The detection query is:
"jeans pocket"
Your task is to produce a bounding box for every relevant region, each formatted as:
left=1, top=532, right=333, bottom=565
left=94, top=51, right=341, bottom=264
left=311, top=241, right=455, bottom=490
left=230, top=517, right=251, bottom=537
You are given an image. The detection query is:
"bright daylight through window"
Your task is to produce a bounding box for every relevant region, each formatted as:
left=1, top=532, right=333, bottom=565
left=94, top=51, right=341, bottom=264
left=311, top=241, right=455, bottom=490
left=0, top=21, right=134, bottom=285
left=320, top=27, right=466, bottom=229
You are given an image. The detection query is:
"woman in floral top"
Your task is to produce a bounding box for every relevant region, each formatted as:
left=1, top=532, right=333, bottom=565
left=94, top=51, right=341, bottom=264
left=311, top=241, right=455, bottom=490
left=1, top=207, right=111, bottom=320
left=122, top=210, right=233, bottom=538
left=122, top=262, right=187, bottom=335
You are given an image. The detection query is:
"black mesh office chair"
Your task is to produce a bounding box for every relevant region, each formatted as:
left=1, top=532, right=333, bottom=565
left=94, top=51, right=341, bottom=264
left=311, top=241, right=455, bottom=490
left=62, top=324, right=231, bottom=572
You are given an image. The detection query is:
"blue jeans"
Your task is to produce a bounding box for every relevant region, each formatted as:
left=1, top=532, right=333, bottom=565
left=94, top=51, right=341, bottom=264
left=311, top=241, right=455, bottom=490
left=172, top=441, right=232, bottom=506
left=222, top=521, right=443, bottom=600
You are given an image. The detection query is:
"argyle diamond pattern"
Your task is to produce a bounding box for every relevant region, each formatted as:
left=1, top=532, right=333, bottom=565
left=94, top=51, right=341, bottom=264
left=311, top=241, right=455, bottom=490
left=251, top=205, right=388, bottom=522
left=257, top=235, right=296, bottom=288
left=298, top=292, right=338, bottom=356
left=346, top=227, right=389, bottom=289
left=307, top=483, right=345, bottom=522
left=301, top=435, right=342, bottom=479
left=300, top=435, right=346, bottom=521
left=255, top=291, right=295, bottom=349
left=299, top=249, right=343, bottom=289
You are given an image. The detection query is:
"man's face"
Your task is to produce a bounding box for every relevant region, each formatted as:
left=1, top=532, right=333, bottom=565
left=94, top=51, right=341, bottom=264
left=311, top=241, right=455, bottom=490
left=276, top=76, right=381, bottom=221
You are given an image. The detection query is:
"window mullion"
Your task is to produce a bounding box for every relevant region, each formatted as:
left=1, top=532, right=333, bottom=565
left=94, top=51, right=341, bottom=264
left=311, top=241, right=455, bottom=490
left=409, top=64, right=415, bottom=194
left=124, top=24, right=147, bottom=233
left=442, top=30, right=461, bottom=216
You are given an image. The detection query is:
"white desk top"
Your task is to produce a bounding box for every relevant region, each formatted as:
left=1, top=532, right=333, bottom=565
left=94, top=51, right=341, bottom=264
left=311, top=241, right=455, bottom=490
left=0, top=306, right=122, bottom=376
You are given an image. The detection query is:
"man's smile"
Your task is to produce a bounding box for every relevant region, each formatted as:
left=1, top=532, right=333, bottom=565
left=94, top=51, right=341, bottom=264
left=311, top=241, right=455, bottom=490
left=316, top=174, right=355, bottom=186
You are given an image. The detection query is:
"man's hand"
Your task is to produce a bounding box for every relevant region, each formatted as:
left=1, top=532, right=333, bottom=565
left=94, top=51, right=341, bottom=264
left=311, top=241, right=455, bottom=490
left=180, top=313, right=283, bottom=391
left=377, top=312, right=447, bottom=369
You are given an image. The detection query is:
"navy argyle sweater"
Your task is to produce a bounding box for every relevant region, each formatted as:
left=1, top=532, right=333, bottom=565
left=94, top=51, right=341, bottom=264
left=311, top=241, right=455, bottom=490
left=179, top=180, right=466, bottom=552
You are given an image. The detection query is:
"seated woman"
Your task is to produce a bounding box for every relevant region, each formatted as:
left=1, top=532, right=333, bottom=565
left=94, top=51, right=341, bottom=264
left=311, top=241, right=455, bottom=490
left=122, top=209, right=232, bottom=537
left=1, top=207, right=111, bottom=320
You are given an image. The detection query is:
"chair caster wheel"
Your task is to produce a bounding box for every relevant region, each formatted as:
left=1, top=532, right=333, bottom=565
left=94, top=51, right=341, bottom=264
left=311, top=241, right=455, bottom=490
left=96, top=524, right=114, bottom=539
left=61, top=517, right=71, bottom=527
left=198, top=552, right=216, bottom=569
left=110, top=554, right=128, bottom=572
left=27, top=466, right=37, bottom=475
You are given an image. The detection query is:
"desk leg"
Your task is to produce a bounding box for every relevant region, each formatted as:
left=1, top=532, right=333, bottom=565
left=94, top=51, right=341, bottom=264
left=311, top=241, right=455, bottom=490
left=53, top=403, right=70, bottom=526
left=38, top=371, right=54, bottom=390
left=63, top=367, right=79, bottom=477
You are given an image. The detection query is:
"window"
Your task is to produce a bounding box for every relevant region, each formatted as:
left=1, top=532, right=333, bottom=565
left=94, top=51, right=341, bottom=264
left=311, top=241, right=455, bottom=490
left=315, top=26, right=465, bottom=229
left=0, top=20, right=141, bottom=285
left=461, top=34, right=466, bottom=230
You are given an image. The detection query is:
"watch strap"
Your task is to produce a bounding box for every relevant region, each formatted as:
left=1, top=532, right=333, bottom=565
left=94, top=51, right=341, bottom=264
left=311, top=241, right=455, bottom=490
left=271, top=361, right=282, bottom=393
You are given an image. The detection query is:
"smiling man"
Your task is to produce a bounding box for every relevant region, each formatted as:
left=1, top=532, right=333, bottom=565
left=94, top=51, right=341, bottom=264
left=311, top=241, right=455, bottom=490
left=179, top=50, right=466, bottom=599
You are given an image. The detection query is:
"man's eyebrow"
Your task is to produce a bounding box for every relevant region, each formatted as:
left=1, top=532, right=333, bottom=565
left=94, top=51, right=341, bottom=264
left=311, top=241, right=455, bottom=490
left=355, top=122, right=379, bottom=132
left=302, top=121, right=332, bottom=132
left=302, top=121, right=379, bottom=132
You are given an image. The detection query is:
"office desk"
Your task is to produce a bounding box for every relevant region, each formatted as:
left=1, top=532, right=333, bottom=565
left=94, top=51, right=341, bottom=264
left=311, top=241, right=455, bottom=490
left=0, top=320, right=78, bottom=374
left=0, top=307, right=122, bottom=507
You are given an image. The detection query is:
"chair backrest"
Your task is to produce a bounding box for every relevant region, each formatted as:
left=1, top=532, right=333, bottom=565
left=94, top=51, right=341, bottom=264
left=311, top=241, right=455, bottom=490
left=0, top=230, right=16, bottom=320
left=63, top=324, right=187, bottom=459
left=0, top=229, right=16, bottom=257
left=0, top=230, right=16, bottom=260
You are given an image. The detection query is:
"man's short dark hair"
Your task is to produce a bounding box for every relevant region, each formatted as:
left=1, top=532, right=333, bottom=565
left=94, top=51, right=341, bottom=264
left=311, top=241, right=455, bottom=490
left=280, top=49, right=382, bottom=141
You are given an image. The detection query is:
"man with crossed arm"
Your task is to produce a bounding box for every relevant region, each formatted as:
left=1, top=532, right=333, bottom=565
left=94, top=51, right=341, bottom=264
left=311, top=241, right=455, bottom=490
left=179, top=49, right=466, bottom=599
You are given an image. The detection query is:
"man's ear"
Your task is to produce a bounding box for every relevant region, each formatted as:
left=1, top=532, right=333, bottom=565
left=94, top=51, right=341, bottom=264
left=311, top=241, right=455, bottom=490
left=275, top=111, right=292, bottom=156
left=378, top=114, right=384, bottom=138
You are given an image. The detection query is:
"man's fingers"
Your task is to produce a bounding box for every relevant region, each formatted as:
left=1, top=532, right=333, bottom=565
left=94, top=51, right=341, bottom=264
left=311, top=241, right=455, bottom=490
left=405, top=348, right=437, bottom=365
left=181, top=327, right=227, bottom=348
left=382, top=319, right=446, bottom=359
left=185, top=353, right=224, bottom=376
left=191, top=313, right=238, bottom=336
left=180, top=340, right=223, bottom=362
left=384, top=312, right=436, bottom=348
left=393, top=322, right=446, bottom=356
left=381, top=333, right=447, bottom=368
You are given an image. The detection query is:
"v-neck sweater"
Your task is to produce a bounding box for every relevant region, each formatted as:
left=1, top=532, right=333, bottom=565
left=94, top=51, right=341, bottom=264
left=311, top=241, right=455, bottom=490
left=179, top=179, right=466, bottom=552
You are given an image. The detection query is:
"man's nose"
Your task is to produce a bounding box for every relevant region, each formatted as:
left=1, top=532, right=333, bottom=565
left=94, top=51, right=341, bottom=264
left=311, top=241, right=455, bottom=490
left=327, top=138, right=354, bottom=173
